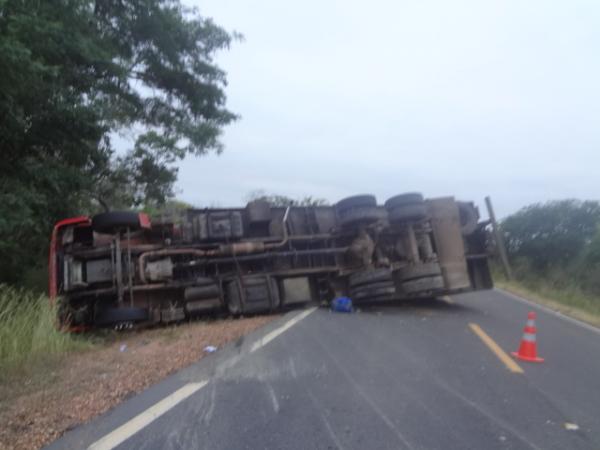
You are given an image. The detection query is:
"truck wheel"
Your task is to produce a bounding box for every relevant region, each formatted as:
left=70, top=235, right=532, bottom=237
left=349, top=268, right=393, bottom=288
left=352, top=285, right=396, bottom=301
left=397, top=262, right=442, bottom=282
left=335, top=195, right=377, bottom=214
left=385, top=192, right=428, bottom=223
left=92, top=211, right=145, bottom=233
left=384, top=193, right=424, bottom=209
left=94, top=307, right=149, bottom=326
left=387, top=204, right=428, bottom=222
left=401, top=275, right=444, bottom=295
left=350, top=280, right=396, bottom=299
left=338, top=206, right=387, bottom=228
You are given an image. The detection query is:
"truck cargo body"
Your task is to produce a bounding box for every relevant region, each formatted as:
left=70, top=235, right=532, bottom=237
left=49, top=193, right=493, bottom=328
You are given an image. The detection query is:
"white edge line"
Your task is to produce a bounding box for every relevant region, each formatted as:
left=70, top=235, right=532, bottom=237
left=87, top=307, right=317, bottom=449
left=88, top=381, right=208, bottom=450
left=496, top=288, right=600, bottom=336
left=250, top=307, right=317, bottom=353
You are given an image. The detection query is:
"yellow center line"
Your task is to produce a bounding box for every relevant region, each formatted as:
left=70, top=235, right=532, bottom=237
left=468, top=323, right=524, bottom=374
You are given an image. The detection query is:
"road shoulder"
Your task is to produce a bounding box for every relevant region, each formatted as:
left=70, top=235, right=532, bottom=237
left=44, top=307, right=314, bottom=450
left=495, top=284, right=600, bottom=332
left=1, top=315, right=278, bottom=450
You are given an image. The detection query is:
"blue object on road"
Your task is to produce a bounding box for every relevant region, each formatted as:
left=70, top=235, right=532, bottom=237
left=331, top=296, right=353, bottom=313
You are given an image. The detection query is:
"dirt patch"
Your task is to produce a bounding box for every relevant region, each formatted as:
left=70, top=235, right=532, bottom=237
left=0, top=315, right=277, bottom=450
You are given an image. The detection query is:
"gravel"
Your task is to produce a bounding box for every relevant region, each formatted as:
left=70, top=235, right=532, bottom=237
left=0, top=315, right=277, bottom=450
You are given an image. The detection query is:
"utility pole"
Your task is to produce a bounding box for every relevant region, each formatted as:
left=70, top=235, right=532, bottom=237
left=485, top=196, right=513, bottom=280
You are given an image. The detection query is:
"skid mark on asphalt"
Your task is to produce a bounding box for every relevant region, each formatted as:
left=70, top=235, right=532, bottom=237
left=289, top=357, right=298, bottom=378
left=433, top=378, right=543, bottom=450
left=87, top=381, right=208, bottom=450
left=250, top=307, right=316, bottom=353
left=307, top=389, right=346, bottom=450
left=265, top=382, right=280, bottom=412
left=202, top=383, right=217, bottom=425
left=87, top=308, right=317, bottom=449
left=318, top=312, right=476, bottom=449
left=469, top=323, right=524, bottom=374
left=308, top=329, right=416, bottom=450
left=316, top=311, right=552, bottom=450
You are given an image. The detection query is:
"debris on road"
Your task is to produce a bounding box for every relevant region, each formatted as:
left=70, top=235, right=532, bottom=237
left=331, top=297, right=353, bottom=313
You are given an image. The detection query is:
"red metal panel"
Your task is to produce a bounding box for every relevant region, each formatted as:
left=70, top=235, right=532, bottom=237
left=48, top=216, right=91, bottom=301
left=138, top=213, right=151, bottom=229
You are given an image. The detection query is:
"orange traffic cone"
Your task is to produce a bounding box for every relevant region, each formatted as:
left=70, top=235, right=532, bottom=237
left=512, top=312, right=544, bottom=362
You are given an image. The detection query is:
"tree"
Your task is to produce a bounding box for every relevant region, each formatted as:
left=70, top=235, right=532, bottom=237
left=246, top=190, right=329, bottom=207
left=0, top=0, right=237, bottom=284
left=501, top=200, right=600, bottom=272
left=142, top=199, right=193, bottom=219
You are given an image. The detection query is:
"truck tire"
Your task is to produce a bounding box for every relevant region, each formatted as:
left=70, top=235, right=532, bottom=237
left=350, top=279, right=396, bottom=299
left=349, top=268, right=393, bottom=288
left=397, top=262, right=442, bottom=282
left=384, top=193, right=424, bottom=209
left=92, top=211, right=143, bottom=233
left=350, top=280, right=394, bottom=295
left=352, top=285, right=396, bottom=301
left=401, top=275, right=444, bottom=294
left=338, top=206, right=387, bottom=227
left=388, top=204, right=428, bottom=222
left=335, top=195, right=377, bottom=214
left=94, top=307, right=148, bottom=326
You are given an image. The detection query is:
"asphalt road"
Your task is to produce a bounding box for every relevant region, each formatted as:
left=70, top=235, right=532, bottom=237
left=48, top=289, right=600, bottom=450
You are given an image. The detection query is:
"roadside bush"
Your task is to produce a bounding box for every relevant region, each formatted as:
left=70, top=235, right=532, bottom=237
left=577, top=229, right=600, bottom=295
left=502, top=199, right=600, bottom=272
left=500, top=200, right=600, bottom=303
left=0, top=285, right=91, bottom=371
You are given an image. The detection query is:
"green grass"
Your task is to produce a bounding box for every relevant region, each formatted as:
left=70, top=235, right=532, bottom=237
left=0, top=285, right=93, bottom=372
left=493, top=269, right=600, bottom=327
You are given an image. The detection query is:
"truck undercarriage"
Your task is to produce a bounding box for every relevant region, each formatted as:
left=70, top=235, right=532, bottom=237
left=49, top=193, right=493, bottom=328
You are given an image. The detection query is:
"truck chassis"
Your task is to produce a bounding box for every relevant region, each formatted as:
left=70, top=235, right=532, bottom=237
left=49, top=193, right=493, bottom=328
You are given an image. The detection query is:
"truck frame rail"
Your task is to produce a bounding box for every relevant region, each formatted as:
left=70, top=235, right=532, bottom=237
left=49, top=193, right=493, bottom=328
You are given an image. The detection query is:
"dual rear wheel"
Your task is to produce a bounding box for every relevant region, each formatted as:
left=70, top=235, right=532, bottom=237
left=335, top=194, right=387, bottom=228
left=348, top=268, right=396, bottom=303
left=335, top=191, right=429, bottom=229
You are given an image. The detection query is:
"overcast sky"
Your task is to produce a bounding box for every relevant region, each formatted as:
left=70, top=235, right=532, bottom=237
left=176, top=0, right=599, bottom=218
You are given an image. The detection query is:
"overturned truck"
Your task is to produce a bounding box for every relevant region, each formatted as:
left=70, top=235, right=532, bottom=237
left=49, top=193, right=493, bottom=328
